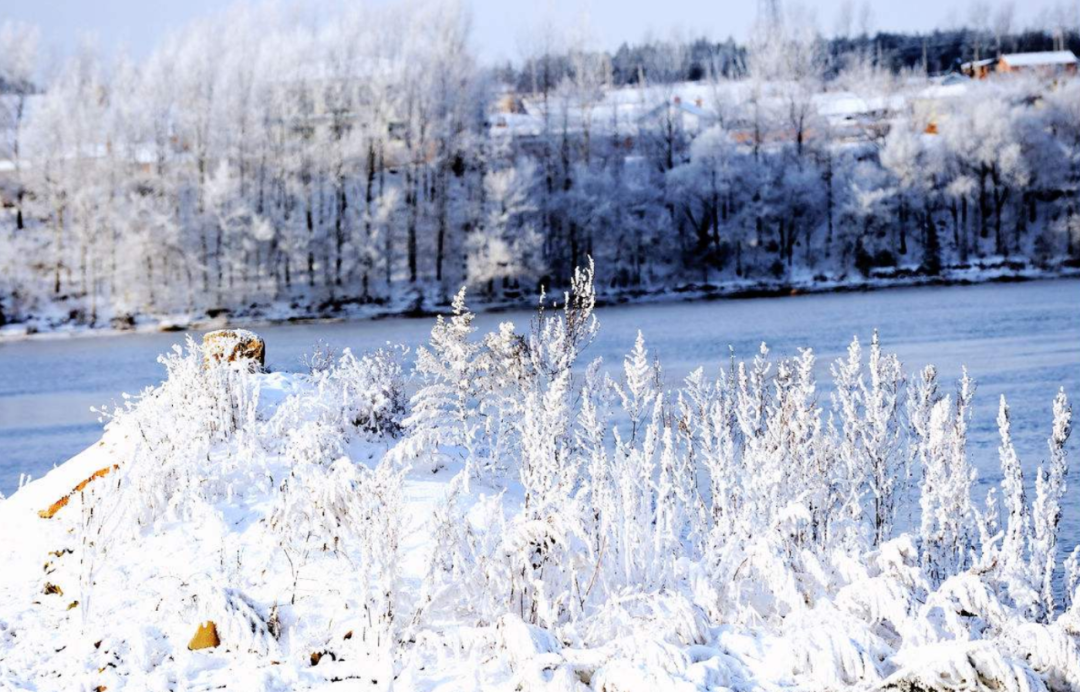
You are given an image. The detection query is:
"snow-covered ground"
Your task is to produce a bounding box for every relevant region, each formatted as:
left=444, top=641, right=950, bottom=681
left=1, top=274, right=1079, bottom=691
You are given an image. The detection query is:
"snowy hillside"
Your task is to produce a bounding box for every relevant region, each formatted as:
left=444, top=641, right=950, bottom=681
left=2, top=266, right=1079, bottom=691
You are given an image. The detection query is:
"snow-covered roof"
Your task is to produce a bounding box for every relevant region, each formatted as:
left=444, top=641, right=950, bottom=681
left=815, top=92, right=869, bottom=118
left=1000, top=51, right=1078, bottom=67
left=814, top=91, right=905, bottom=120
left=675, top=100, right=713, bottom=119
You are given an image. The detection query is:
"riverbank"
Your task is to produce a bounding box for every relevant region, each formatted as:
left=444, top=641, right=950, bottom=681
left=2, top=258, right=1077, bottom=343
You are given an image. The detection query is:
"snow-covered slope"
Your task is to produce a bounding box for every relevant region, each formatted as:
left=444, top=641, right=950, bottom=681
left=2, top=272, right=1079, bottom=691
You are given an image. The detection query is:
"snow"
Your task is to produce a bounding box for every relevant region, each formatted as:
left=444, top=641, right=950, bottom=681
left=1, top=277, right=1079, bottom=691
left=812, top=90, right=903, bottom=120
left=915, top=78, right=972, bottom=100
left=1001, top=51, right=1079, bottom=67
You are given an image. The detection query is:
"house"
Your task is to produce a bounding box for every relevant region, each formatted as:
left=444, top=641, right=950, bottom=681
left=813, top=91, right=903, bottom=142
left=960, top=58, right=996, bottom=79
left=997, top=51, right=1078, bottom=77
left=641, top=96, right=717, bottom=136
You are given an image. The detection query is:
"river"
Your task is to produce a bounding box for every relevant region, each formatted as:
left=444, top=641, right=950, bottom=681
left=2, top=278, right=1078, bottom=543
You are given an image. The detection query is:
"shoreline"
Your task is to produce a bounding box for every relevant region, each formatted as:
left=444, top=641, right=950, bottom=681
left=2, top=261, right=1078, bottom=344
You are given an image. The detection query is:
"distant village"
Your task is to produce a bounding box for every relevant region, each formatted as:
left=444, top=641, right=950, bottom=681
left=485, top=48, right=1079, bottom=159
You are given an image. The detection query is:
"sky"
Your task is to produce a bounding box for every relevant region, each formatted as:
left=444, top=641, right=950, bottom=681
left=0, top=0, right=1067, bottom=67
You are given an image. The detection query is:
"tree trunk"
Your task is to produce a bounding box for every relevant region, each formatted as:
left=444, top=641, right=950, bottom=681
left=335, top=179, right=347, bottom=288
left=435, top=166, right=447, bottom=286
left=407, top=166, right=418, bottom=284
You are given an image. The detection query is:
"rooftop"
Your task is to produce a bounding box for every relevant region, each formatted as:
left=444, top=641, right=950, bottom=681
left=1000, top=51, right=1078, bottom=67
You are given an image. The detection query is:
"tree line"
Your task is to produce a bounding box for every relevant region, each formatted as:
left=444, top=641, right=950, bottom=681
left=0, top=3, right=1079, bottom=328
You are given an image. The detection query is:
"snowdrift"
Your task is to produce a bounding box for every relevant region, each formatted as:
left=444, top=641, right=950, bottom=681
left=1, top=265, right=1078, bottom=691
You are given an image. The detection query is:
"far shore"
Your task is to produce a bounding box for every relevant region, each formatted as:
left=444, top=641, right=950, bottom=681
left=2, top=260, right=1077, bottom=344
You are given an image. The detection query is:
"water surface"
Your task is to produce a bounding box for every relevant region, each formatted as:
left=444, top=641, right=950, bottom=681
left=2, top=279, right=1077, bottom=544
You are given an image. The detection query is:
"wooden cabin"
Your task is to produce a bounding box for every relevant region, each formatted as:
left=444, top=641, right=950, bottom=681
left=998, top=51, right=1078, bottom=77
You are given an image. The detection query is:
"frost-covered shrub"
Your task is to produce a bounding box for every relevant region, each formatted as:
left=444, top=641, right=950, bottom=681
left=396, top=265, right=1080, bottom=692
left=402, top=265, right=1079, bottom=670
left=89, top=337, right=264, bottom=532
left=300, top=339, right=340, bottom=375
left=331, top=345, right=407, bottom=436
left=1031, top=389, right=1072, bottom=621
left=398, top=288, right=483, bottom=474
left=269, top=343, right=406, bottom=443
left=831, top=332, right=905, bottom=547
left=44, top=334, right=412, bottom=680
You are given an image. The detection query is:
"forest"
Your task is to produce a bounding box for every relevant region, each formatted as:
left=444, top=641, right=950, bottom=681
left=1, top=2, right=1080, bottom=330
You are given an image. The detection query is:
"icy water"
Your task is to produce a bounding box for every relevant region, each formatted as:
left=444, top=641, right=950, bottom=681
left=1, top=278, right=1078, bottom=543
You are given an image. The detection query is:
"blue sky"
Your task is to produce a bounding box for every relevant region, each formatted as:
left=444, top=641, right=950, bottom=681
left=0, top=0, right=1062, bottom=67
